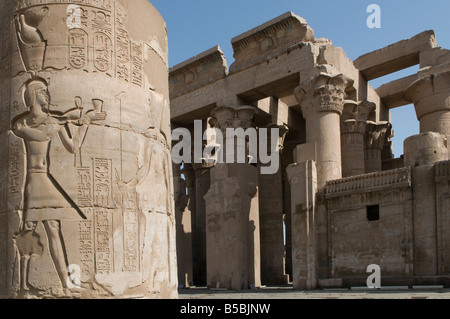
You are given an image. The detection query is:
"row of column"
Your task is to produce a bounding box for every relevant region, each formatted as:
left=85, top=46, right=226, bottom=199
left=175, top=67, right=450, bottom=290
left=175, top=107, right=290, bottom=290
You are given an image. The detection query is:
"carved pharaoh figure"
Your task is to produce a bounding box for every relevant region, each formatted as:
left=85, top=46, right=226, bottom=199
left=12, top=78, right=106, bottom=292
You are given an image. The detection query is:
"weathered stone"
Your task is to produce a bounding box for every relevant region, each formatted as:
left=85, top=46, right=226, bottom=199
left=1, top=0, right=177, bottom=299
left=169, top=12, right=450, bottom=291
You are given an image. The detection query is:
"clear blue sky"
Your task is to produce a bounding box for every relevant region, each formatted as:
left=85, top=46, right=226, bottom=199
left=151, top=0, right=450, bottom=158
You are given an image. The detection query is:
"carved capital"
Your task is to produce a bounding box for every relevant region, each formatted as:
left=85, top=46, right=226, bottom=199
left=294, top=72, right=352, bottom=119
left=341, top=100, right=376, bottom=135
left=404, top=70, right=450, bottom=120
left=209, top=105, right=257, bottom=133
left=365, top=122, right=392, bottom=151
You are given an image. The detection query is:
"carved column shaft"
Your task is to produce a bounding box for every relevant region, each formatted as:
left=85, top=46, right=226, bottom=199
left=259, top=125, right=289, bottom=285
left=365, top=122, right=392, bottom=173
left=405, top=71, right=450, bottom=142
left=294, top=70, right=352, bottom=187
left=1, top=0, right=177, bottom=299
left=205, top=105, right=261, bottom=290
left=173, top=163, right=193, bottom=289
left=341, top=101, right=376, bottom=177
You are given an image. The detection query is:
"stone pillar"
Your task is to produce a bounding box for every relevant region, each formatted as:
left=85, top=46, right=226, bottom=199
left=341, top=101, right=375, bottom=177
left=365, top=122, right=392, bottom=173
left=259, top=124, right=289, bottom=285
left=1, top=1, right=177, bottom=299
left=174, top=164, right=193, bottom=289
left=294, top=68, right=352, bottom=188
left=192, top=163, right=211, bottom=286
left=404, top=71, right=450, bottom=146
left=204, top=105, right=261, bottom=290
left=404, top=132, right=448, bottom=276
left=286, top=160, right=318, bottom=290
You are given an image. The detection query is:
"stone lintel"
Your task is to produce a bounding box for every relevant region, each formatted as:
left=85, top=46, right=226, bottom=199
left=170, top=44, right=317, bottom=123
left=376, top=74, right=417, bottom=109
left=230, top=12, right=315, bottom=73
left=169, top=46, right=228, bottom=98
left=354, top=30, right=438, bottom=80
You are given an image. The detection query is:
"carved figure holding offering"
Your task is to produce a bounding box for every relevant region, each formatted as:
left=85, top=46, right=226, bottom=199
left=12, top=77, right=107, bottom=293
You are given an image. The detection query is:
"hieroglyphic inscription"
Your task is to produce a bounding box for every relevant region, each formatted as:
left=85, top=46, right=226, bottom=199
left=0, top=214, right=6, bottom=295
left=115, top=3, right=130, bottom=82
left=93, top=32, right=112, bottom=73
left=1, top=15, right=11, bottom=133
left=8, top=142, right=21, bottom=194
left=79, top=215, right=94, bottom=280
left=0, top=143, right=7, bottom=213
left=94, top=209, right=112, bottom=274
left=131, top=41, right=143, bottom=87
left=93, top=158, right=112, bottom=207
left=77, top=167, right=92, bottom=207
left=14, top=0, right=113, bottom=11
left=69, top=29, right=88, bottom=69
left=123, top=208, right=139, bottom=272
left=92, top=9, right=112, bottom=36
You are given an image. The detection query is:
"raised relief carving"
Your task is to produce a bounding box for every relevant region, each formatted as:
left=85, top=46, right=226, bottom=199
left=15, top=0, right=112, bottom=11
left=93, top=158, right=112, bottom=207
left=131, top=41, right=144, bottom=87
left=11, top=78, right=107, bottom=292
left=92, top=10, right=112, bottom=36
left=93, top=32, right=112, bottom=73
left=115, top=3, right=130, bottom=82
left=15, top=8, right=48, bottom=74
left=69, top=29, right=88, bottom=70
left=294, top=71, right=353, bottom=118
left=94, top=209, right=113, bottom=275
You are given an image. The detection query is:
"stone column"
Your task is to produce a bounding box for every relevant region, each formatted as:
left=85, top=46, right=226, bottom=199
left=1, top=1, right=177, bottom=299
left=173, top=164, right=193, bottom=289
left=341, top=101, right=375, bottom=177
left=365, top=122, right=392, bottom=173
left=404, top=71, right=450, bottom=145
left=192, top=162, right=211, bottom=286
left=286, top=160, right=318, bottom=290
left=204, top=105, right=261, bottom=290
left=294, top=68, right=352, bottom=188
left=259, top=124, right=289, bottom=285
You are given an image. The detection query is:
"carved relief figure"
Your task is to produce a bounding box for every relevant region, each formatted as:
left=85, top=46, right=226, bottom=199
left=12, top=78, right=106, bottom=292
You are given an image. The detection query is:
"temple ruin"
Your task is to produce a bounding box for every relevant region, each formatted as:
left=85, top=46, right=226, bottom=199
left=1, top=2, right=450, bottom=299
left=171, top=12, right=450, bottom=290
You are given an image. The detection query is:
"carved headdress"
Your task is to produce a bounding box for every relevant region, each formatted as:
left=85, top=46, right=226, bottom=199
left=15, top=8, right=48, bottom=75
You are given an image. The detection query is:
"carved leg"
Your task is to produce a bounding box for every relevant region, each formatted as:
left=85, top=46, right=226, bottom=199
left=43, top=220, right=69, bottom=288
left=21, top=255, right=31, bottom=291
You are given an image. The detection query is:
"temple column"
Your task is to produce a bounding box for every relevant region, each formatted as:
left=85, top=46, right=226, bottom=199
left=365, top=122, right=392, bottom=173
left=259, top=124, right=289, bottom=285
left=191, top=163, right=211, bottom=286
left=173, top=163, right=193, bottom=288
left=1, top=0, right=177, bottom=299
left=404, top=71, right=450, bottom=146
left=341, top=101, right=375, bottom=177
left=289, top=67, right=352, bottom=289
left=294, top=68, right=353, bottom=188
left=204, top=105, right=260, bottom=290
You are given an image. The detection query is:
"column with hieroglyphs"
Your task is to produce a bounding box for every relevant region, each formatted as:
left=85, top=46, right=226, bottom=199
left=204, top=105, right=261, bottom=290
left=0, top=0, right=177, bottom=299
